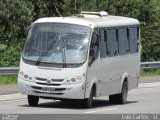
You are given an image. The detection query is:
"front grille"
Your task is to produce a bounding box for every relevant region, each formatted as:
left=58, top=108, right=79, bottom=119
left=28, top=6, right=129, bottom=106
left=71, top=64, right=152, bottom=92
left=35, top=77, right=47, bottom=81
left=35, top=77, right=64, bottom=86
left=35, top=82, right=61, bottom=86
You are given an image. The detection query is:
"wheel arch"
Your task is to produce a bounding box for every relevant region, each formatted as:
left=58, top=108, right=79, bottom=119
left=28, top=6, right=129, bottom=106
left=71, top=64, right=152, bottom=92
left=120, top=72, right=129, bottom=93
left=85, top=80, right=97, bottom=98
left=92, top=83, right=96, bottom=97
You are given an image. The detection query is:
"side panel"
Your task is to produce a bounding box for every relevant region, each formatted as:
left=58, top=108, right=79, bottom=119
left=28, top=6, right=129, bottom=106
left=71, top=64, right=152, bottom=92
left=84, top=27, right=140, bottom=98
left=94, top=53, right=140, bottom=97
left=92, top=26, right=140, bottom=97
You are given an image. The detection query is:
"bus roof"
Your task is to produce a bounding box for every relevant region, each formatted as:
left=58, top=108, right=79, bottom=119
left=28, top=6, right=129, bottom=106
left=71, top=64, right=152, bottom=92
left=34, top=12, right=140, bottom=29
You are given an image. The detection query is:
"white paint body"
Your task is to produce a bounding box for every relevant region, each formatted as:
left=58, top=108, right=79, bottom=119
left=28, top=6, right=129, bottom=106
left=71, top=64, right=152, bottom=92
left=18, top=13, right=140, bottom=99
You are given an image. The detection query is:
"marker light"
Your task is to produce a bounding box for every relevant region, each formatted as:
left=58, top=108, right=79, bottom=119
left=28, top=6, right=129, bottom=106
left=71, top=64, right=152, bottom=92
left=82, top=73, right=86, bottom=77
left=19, top=71, right=24, bottom=76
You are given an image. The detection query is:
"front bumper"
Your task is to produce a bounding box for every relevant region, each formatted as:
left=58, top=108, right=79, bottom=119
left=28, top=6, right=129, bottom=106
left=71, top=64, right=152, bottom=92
left=18, top=78, right=86, bottom=99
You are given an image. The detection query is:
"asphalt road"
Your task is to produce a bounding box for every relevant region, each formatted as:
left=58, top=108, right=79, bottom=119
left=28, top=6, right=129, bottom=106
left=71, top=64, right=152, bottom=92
left=0, top=86, right=160, bottom=114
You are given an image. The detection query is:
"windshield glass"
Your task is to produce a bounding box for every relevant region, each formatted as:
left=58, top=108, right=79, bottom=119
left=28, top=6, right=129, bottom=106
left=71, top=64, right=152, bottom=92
left=23, top=23, right=91, bottom=64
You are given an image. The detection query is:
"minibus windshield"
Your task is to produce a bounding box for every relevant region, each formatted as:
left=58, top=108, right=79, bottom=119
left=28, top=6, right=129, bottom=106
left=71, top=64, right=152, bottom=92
left=23, top=23, right=91, bottom=64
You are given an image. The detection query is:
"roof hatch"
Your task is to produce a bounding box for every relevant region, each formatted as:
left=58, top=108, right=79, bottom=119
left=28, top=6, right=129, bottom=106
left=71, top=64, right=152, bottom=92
left=80, top=11, right=108, bottom=18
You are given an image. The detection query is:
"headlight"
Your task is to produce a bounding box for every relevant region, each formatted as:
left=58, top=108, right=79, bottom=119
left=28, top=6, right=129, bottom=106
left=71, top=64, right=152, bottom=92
left=71, top=78, right=76, bottom=82
left=63, top=74, right=86, bottom=85
left=18, top=70, right=33, bottom=81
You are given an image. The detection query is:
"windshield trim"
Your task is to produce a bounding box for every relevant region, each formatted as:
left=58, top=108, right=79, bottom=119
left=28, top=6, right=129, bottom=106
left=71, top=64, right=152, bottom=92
left=22, top=56, right=85, bottom=68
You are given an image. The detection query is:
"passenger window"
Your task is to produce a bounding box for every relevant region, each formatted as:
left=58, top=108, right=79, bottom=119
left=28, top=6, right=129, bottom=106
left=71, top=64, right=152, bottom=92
left=99, top=29, right=107, bottom=58
left=118, top=28, right=129, bottom=55
left=129, top=27, right=139, bottom=53
left=107, top=28, right=118, bottom=57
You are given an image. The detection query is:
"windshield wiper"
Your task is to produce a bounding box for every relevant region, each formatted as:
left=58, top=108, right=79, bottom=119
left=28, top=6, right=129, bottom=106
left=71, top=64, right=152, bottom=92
left=36, top=35, right=58, bottom=66
left=62, top=36, right=66, bottom=68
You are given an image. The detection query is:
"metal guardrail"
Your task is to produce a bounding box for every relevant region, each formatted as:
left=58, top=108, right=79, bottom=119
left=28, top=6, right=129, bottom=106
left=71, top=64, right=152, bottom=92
left=140, top=61, right=160, bottom=70
left=0, top=67, right=19, bottom=75
left=0, top=61, right=160, bottom=75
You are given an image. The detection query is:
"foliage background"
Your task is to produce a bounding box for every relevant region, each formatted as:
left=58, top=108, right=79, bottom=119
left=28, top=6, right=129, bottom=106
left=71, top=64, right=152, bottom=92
left=0, top=0, right=160, bottom=66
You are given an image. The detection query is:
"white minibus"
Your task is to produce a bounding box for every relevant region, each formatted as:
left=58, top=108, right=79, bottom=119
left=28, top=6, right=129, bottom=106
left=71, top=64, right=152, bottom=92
left=18, top=11, right=140, bottom=108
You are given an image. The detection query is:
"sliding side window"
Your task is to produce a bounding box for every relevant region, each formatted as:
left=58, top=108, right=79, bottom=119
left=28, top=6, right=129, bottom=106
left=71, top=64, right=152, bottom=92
left=129, top=27, right=139, bottom=54
left=107, top=28, right=118, bottom=57
left=118, top=28, right=129, bottom=55
left=99, top=29, right=107, bottom=58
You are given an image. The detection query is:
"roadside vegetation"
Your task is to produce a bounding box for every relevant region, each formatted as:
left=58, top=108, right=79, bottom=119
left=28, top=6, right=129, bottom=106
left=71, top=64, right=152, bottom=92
left=141, top=68, right=160, bottom=77
left=0, top=76, right=17, bottom=84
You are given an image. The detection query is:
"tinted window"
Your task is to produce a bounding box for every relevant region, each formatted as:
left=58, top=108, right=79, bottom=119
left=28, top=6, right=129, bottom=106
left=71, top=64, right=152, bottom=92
left=107, top=29, right=118, bottom=56
left=129, top=27, right=139, bottom=53
left=118, top=28, right=129, bottom=55
left=99, top=29, right=107, bottom=58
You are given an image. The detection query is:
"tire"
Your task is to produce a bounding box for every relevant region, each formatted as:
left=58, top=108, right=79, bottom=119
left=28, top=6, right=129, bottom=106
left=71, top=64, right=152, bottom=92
left=109, top=81, right=128, bottom=104
left=119, top=81, right=128, bottom=104
left=28, top=95, right=39, bottom=106
left=81, top=87, right=94, bottom=108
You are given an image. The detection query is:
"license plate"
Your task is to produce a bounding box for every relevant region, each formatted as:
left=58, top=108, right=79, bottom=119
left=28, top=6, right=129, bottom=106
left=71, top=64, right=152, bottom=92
left=42, top=87, right=55, bottom=93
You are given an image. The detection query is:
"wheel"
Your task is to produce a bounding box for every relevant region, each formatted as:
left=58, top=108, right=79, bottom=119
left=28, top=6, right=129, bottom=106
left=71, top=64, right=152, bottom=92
left=28, top=95, right=39, bottom=106
left=119, top=81, right=128, bottom=104
left=109, top=81, right=128, bottom=104
left=81, top=87, right=94, bottom=108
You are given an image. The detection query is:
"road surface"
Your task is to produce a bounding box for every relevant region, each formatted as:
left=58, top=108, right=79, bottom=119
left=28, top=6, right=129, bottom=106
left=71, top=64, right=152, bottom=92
left=0, top=85, right=160, bottom=114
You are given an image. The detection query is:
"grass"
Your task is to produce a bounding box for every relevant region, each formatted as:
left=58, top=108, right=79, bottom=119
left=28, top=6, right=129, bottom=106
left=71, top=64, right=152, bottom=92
left=0, top=75, right=17, bottom=84
left=141, top=68, right=160, bottom=77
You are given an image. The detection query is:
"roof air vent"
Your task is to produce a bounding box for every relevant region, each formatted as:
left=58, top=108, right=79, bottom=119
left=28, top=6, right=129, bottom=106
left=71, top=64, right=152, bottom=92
left=80, top=11, right=108, bottom=17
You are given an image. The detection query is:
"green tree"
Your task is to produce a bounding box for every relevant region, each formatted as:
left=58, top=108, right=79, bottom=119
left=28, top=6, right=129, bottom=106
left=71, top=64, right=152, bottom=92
left=0, top=0, right=34, bottom=66
left=0, top=0, right=160, bottom=66
left=0, top=0, right=34, bottom=45
left=29, top=0, right=64, bottom=18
